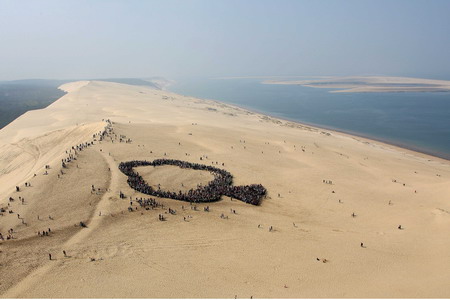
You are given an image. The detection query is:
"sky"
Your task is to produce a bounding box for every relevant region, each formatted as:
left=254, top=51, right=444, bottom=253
left=1, top=0, right=450, bottom=81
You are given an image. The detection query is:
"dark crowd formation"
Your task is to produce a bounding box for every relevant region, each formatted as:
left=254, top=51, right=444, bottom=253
left=118, top=159, right=267, bottom=205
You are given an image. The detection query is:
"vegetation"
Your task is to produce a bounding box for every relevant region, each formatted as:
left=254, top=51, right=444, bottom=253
left=0, top=80, right=67, bottom=129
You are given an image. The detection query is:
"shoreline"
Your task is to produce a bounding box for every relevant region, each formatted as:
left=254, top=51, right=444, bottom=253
left=196, top=96, right=450, bottom=163
left=3, top=80, right=449, bottom=186
left=4, top=79, right=445, bottom=163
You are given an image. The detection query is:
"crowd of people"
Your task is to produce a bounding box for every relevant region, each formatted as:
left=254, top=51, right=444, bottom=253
left=0, top=120, right=113, bottom=245
left=118, top=159, right=266, bottom=205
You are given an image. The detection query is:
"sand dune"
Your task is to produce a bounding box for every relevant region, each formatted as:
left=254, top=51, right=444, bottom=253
left=1, top=81, right=449, bottom=298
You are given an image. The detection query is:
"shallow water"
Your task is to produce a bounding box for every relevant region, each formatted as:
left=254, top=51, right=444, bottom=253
left=170, top=78, right=450, bottom=159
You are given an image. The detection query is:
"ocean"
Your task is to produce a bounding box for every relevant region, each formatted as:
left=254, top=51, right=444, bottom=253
left=169, top=77, right=450, bottom=160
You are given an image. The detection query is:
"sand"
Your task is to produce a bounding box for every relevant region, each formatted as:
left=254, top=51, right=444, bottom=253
left=0, top=80, right=449, bottom=298
left=264, top=76, right=450, bottom=93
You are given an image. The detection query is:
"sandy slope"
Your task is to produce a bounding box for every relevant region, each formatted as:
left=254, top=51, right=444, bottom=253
left=1, top=81, right=449, bottom=298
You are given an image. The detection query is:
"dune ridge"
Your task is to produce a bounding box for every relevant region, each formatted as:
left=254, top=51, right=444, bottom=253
left=1, top=81, right=449, bottom=298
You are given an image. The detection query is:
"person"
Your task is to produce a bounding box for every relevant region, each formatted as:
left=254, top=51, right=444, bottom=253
left=398, top=225, right=402, bottom=230
left=49, top=253, right=52, bottom=260
left=360, top=242, right=364, bottom=248
left=63, top=250, right=67, bottom=257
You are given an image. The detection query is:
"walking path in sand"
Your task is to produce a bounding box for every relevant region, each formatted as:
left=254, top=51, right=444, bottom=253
left=3, top=150, right=119, bottom=298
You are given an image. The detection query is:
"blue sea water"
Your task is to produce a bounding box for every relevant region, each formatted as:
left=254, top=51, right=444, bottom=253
left=169, top=78, right=450, bottom=160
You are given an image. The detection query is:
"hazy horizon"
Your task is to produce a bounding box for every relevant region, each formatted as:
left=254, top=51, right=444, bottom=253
left=1, top=0, right=450, bottom=81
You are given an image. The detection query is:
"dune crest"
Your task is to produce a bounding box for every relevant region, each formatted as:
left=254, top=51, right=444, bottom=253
left=1, top=81, right=450, bottom=298
left=58, top=80, right=91, bottom=93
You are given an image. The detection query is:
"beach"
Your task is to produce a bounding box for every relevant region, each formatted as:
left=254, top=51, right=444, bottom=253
left=1, top=80, right=450, bottom=298
left=264, top=76, right=450, bottom=93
